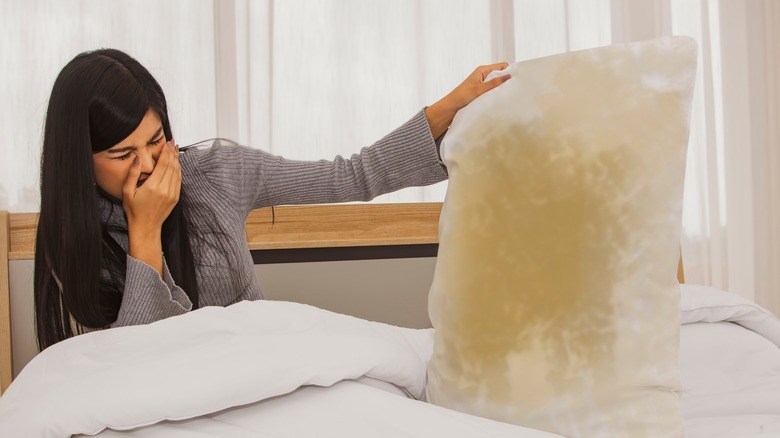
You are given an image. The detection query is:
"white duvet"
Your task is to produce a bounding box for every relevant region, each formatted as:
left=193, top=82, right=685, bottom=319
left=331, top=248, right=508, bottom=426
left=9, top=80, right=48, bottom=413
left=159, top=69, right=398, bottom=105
left=0, top=284, right=778, bottom=438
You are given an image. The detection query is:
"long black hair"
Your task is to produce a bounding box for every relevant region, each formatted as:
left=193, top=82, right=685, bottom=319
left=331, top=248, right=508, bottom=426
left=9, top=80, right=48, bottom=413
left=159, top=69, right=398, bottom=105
left=35, top=49, right=199, bottom=350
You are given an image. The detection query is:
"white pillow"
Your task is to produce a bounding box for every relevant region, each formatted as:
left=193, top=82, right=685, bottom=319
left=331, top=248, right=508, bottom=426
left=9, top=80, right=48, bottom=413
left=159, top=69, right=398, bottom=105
left=427, top=37, right=697, bottom=437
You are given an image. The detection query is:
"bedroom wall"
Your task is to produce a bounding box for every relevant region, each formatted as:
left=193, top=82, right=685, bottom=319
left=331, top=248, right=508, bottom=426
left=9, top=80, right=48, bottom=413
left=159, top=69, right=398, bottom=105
left=8, top=257, right=437, bottom=378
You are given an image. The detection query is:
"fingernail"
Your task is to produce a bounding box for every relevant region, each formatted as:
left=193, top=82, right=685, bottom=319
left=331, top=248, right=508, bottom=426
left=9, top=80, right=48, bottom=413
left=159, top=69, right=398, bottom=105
left=133, top=156, right=140, bottom=167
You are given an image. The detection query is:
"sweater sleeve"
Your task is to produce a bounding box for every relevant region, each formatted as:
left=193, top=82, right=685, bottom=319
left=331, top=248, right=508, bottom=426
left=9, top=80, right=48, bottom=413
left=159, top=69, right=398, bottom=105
left=183, top=109, right=448, bottom=215
left=111, top=255, right=193, bottom=327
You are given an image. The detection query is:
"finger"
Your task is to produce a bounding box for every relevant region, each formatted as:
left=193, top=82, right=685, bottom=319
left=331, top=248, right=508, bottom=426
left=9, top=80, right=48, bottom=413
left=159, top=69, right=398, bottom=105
left=122, top=156, right=143, bottom=198
left=483, top=74, right=511, bottom=90
left=161, top=142, right=182, bottom=195
left=146, top=141, right=175, bottom=186
left=167, top=143, right=182, bottom=196
left=171, top=141, right=180, bottom=169
left=170, top=165, right=182, bottom=204
left=485, top=75, right=512, bottom=89
left=478, top=62, right=510, bottom=79
left=482, top=62, right=509, bottom=71
left=167, top=140, right=180, bottom=176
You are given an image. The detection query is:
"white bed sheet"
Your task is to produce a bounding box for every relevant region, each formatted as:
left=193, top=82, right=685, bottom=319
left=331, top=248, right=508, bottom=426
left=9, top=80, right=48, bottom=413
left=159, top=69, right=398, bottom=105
left=0, top=284, right=778, bottom=438
left=92, top=381, right=560, bottom=438
left=681, top=322, right=780, bottom=437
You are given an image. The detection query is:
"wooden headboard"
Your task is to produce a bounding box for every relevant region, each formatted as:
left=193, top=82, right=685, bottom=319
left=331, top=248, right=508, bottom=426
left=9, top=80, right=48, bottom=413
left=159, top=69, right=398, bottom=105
left=0, top=211, right=10, bottom=395
left=0, top=203, right=685, bottom=393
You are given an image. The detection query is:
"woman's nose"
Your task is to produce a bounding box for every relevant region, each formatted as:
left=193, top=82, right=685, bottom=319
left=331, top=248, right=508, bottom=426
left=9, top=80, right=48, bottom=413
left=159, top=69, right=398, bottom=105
left=136, top=148, right=157, bottom=173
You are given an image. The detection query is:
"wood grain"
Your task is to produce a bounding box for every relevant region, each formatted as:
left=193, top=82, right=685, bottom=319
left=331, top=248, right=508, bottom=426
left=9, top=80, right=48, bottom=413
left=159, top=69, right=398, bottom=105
left=8, top=212, right=37, bottom=261
left=245, top=203, right=442, bottom=250
left=0, top=211, right=12, bottom=394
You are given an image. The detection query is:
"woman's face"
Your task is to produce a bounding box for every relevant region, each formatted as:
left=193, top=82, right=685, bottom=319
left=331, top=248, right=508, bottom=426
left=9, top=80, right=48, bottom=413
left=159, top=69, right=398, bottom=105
left=92, top=109, right=168, bottom=200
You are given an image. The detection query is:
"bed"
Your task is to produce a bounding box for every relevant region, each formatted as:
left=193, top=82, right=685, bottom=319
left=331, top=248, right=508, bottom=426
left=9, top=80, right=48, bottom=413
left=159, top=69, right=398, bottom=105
left=0, top=204, right=779, bottom=438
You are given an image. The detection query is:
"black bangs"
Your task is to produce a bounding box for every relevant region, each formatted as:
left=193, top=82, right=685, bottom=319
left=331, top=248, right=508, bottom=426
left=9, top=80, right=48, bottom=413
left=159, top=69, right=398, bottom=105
left=88, top=84, right=149, bottom=152
left=87, top=61, right=150, bottom=152
left=82, top=50, right=171, bottom=152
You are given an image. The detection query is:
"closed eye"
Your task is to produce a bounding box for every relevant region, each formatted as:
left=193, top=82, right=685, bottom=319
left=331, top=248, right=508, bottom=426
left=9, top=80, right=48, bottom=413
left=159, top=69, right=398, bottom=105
left=107, top=126, right=165, bottom=160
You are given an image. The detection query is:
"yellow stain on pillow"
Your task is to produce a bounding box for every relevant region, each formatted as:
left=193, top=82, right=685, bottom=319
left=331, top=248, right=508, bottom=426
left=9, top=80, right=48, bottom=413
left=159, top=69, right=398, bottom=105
left=427, top=37, right=697, bottom=438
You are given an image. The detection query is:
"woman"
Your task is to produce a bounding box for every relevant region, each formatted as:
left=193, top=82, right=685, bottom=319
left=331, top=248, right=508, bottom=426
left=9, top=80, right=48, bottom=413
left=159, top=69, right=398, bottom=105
left=34, top=48, right=509, bottom=350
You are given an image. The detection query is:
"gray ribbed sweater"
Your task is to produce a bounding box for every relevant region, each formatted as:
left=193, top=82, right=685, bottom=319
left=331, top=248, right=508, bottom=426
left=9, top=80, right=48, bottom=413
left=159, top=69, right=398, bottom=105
left=103, top=109, right=448, bottom=327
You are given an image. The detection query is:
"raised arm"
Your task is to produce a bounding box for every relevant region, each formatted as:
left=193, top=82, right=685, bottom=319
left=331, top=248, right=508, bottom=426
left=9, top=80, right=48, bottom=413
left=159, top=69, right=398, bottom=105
left=187, top=63, right=511, bottom=215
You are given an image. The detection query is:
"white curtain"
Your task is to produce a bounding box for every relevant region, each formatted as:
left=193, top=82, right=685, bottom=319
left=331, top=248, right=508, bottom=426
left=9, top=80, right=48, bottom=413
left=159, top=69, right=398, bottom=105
left=226, top=0, right=495, bottom=204
left=1, top=0, right=778, bottom=314
left=0, top=0, right=217, bottom=212
left=667, top=0, right=780, bottom=315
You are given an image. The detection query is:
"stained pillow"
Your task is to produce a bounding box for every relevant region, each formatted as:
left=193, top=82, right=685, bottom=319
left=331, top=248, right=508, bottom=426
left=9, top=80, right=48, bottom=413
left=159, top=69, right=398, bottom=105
left=427, top=37, right=697, bottom=437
